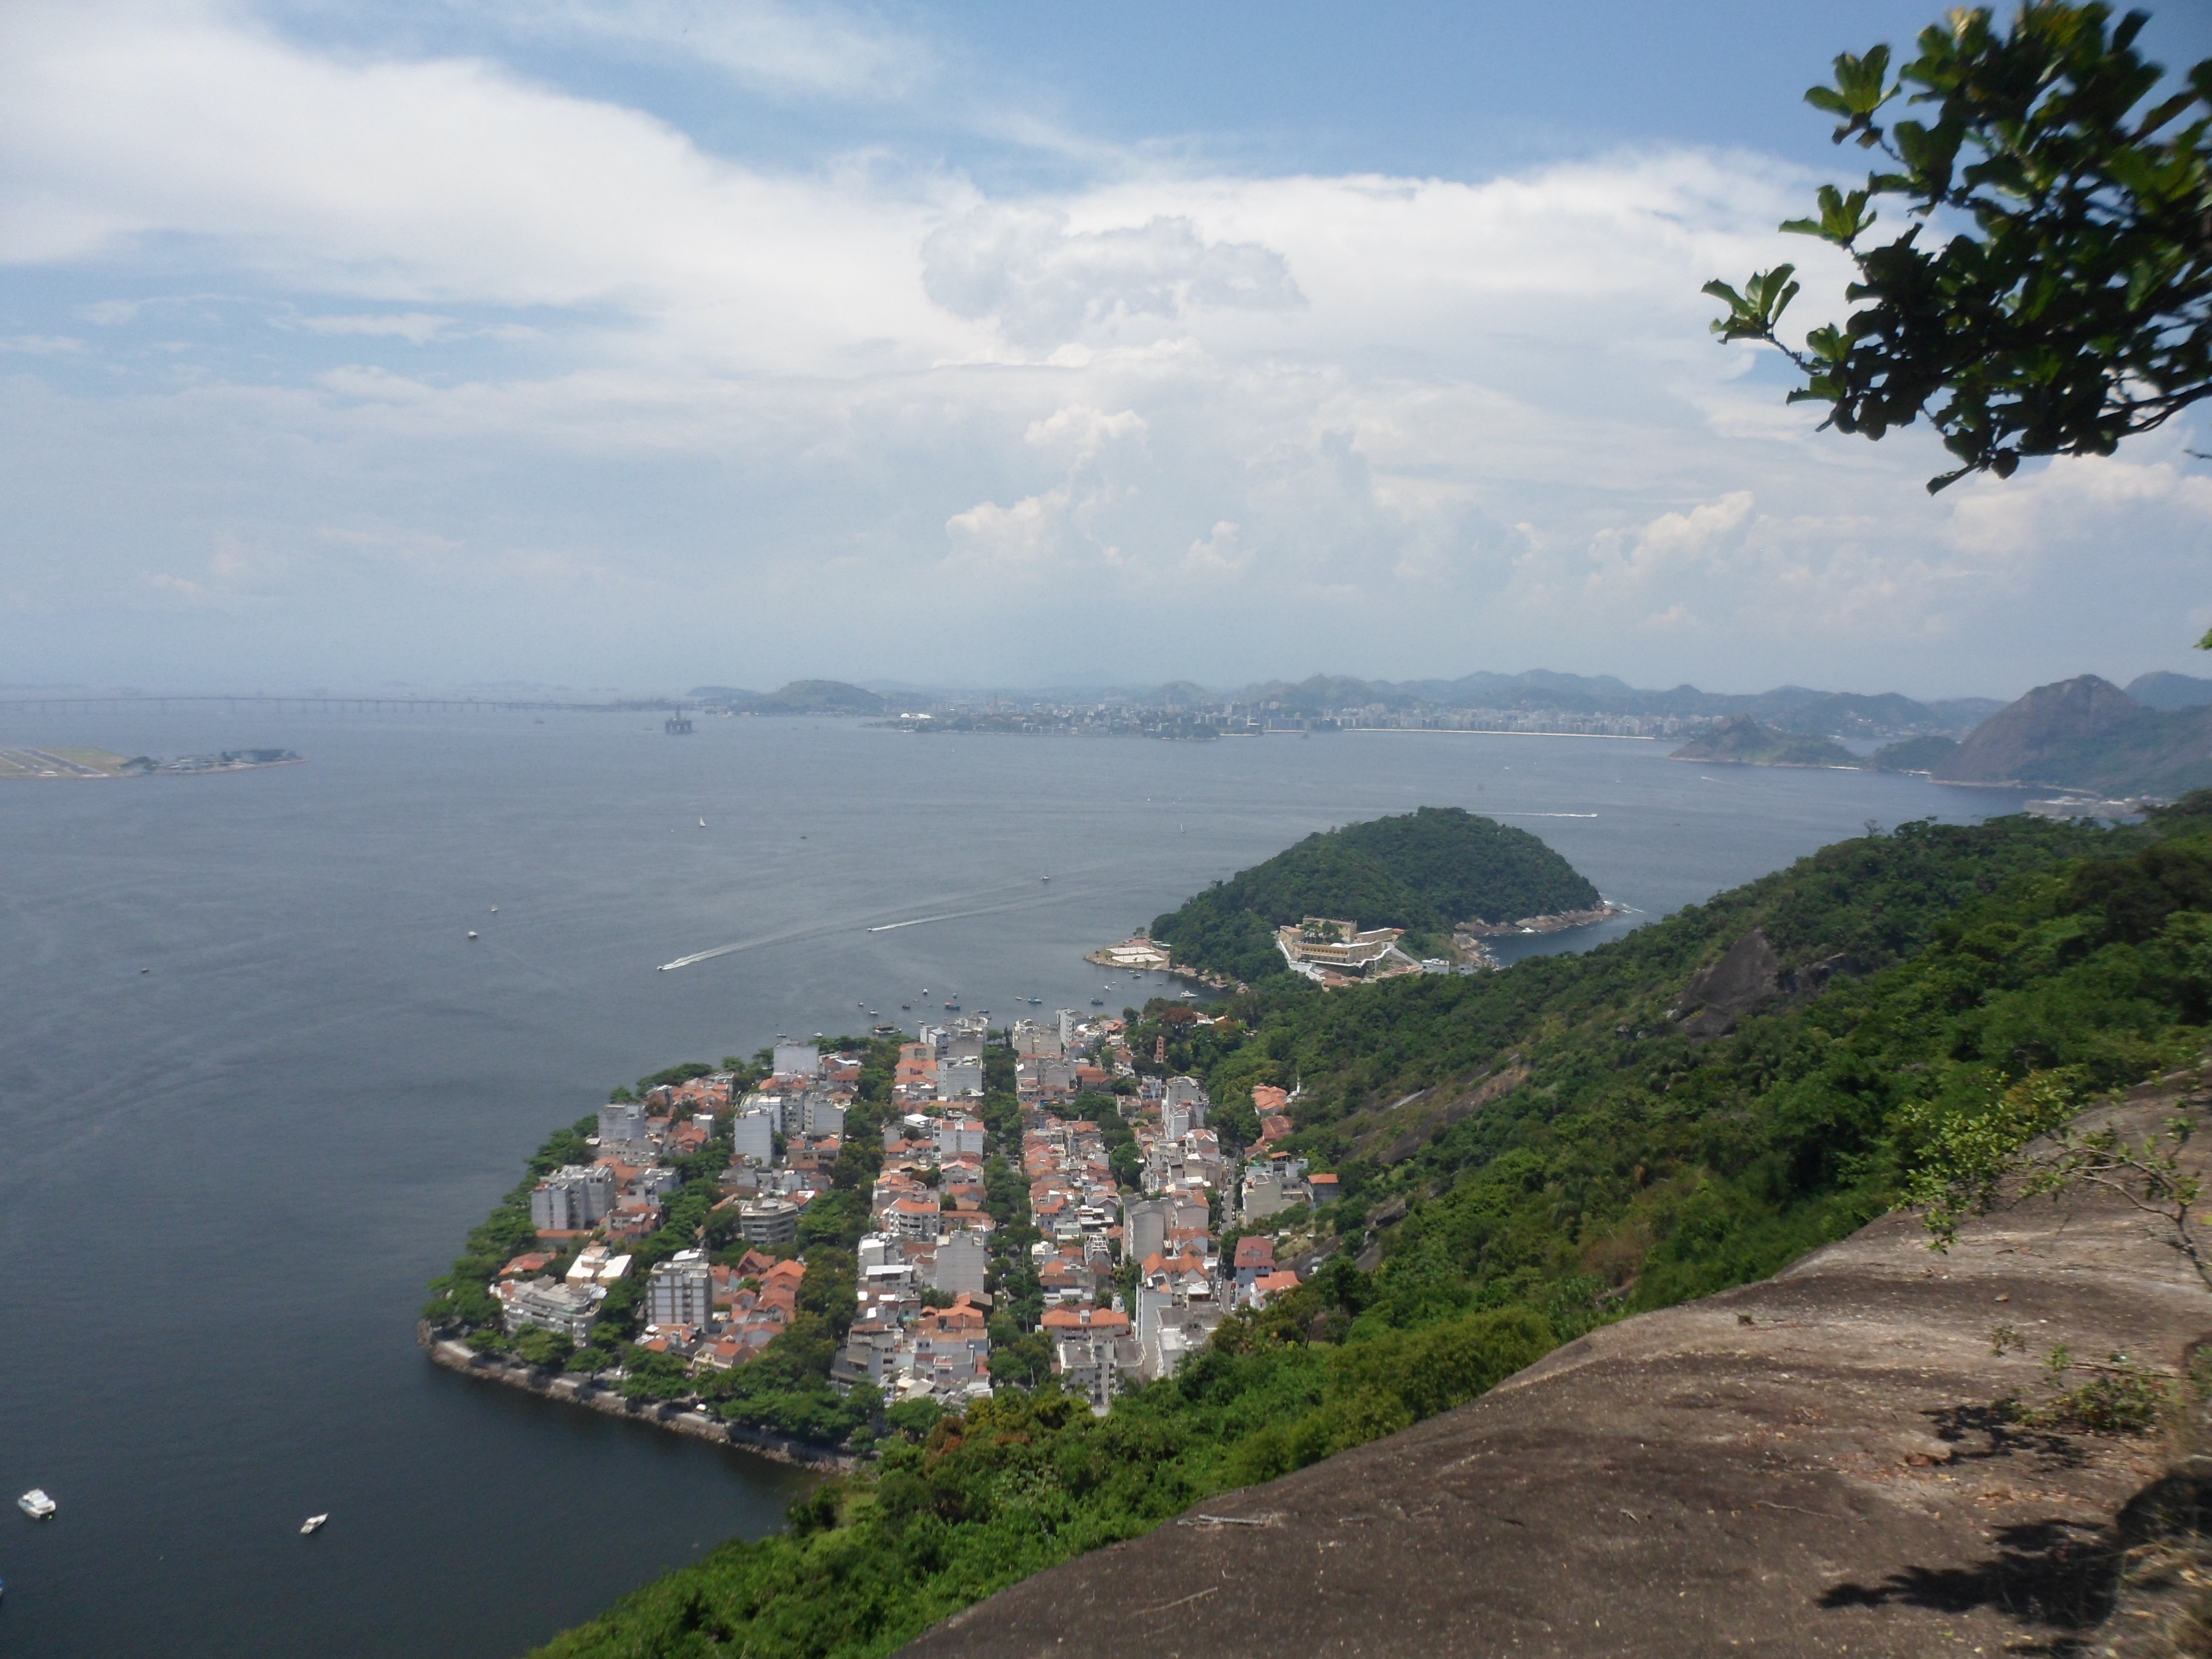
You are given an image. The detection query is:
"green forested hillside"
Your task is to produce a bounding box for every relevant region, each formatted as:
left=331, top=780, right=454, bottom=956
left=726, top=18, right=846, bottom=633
left=530, top=802, right=2212, bottom=1659
left=1871, top=733, right=1958, bottom=773
left=1149, top=805, right=1601, bottom=982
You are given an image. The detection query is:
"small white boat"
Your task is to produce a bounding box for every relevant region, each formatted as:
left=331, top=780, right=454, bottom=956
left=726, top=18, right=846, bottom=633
left=300, top=1514, right=328, bottom=1535
left=18, top=1488, right=56, bottom=1519
left=489, top=906, right=498, bottom=913
left=698, top=819, right=707, bottom=828
left=466, top=931, right=478, bottom=940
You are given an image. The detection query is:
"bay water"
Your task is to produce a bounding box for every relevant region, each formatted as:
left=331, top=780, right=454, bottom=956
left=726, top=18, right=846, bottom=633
left=0, top=711, right=2030, bottom=1655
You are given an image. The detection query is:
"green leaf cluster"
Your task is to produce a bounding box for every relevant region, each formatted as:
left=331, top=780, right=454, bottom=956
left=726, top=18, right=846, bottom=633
left=1707, top=4, right=2212, bottom=491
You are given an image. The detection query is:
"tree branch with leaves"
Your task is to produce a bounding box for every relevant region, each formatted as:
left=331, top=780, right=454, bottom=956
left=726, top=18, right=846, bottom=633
left=1706, top=3, right=2212, bottom=493
left=1903, top=1067, right=2212, bottom=1291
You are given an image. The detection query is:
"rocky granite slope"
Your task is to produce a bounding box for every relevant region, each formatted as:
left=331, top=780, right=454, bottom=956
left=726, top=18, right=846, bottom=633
left=901, top=1082, right=2212, bottom=1658
left=1937, top=676, right=2212, bottom=797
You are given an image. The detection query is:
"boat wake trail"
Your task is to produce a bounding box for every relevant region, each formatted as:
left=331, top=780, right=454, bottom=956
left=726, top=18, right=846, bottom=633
left=658, top=943, right=747, bottom=971
left=867, top=911, right=979, bottom=933
left=657, top=865, right=1134, bottom=970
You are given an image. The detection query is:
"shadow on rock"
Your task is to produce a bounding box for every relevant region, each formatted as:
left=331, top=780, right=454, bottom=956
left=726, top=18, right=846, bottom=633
left=1820, top=1517, right=2116, bottom=1628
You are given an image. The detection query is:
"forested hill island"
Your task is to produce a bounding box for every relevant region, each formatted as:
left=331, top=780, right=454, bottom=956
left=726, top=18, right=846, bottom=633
left=1100, top=807, right=1622, bottom=987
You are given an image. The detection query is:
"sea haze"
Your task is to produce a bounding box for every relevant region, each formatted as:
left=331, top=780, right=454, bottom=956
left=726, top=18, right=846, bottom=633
left=0, top=711, right=2031, bottom=1657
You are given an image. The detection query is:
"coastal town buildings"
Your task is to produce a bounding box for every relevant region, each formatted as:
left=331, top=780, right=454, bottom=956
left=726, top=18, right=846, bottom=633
left=530, top=1163, right=614, bottom=1231
left=467, top=993, right=1337, bottom=1447
left=1275, top=917, right=1423, bottom=984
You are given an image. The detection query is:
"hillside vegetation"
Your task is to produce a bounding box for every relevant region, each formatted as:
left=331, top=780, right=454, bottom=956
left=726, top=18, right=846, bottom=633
left=1870, top=733, right=1958, bottom=773
left=1148, top=806, right=1601, bottom=982
left=531, top=801, right=2212, bottom=1659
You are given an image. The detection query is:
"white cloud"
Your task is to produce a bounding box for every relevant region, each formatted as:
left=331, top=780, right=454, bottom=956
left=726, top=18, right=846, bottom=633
left=1945, top=448, right=2212, bottom=562
left=1023, top=405, right=1147, bottom=460
left=290, top=312, right=456, bottom=342
left=1184, top=520, right=1247, bottom=578
left=922, top=207, right=1301, bottom=349
left=471, top=0, right=933, bottom=102
left=0, top=0, right=966, bottom=373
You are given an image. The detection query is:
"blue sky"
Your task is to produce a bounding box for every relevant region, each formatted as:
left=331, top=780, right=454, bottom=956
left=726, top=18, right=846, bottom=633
left=4, top=0, right=2210, bottom=697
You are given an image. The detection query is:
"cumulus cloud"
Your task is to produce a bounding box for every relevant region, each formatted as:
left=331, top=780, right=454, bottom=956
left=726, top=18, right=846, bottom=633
left=0, top=0, right=2206, bottom=693
left=922, top=207, right=1301, bottom=349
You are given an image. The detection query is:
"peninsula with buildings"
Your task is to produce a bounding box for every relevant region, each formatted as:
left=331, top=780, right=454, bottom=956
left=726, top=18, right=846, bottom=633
left=0, top=746, right=302, bottom=779
left=422, top=1005, right=1333, bottom=1457
left=424, top=809, right=1618, bottom=1461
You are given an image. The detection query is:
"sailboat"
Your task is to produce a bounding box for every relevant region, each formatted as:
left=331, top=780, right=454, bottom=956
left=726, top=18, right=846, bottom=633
left=698, top=818, right=707, bottom=828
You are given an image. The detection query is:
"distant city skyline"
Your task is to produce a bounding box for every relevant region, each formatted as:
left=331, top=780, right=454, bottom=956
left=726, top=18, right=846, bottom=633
left=4, top=1, right=2211, bottom=697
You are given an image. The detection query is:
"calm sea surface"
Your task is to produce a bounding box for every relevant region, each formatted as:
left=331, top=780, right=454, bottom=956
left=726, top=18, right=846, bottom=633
left=0, top=711, right=2031, bottom=1656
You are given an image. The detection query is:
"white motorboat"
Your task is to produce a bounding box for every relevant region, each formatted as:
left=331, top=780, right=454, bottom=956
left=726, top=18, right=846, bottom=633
left=466, top=930, right=479, bottom=940
left=18, top=1488, right=56, bottom=1519
left=300, top=1514, right=328, bottom=1535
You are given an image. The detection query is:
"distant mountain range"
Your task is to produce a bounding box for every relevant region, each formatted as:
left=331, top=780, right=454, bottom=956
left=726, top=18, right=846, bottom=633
left=1665, top=673, right=2212, bottom=797
left=690, top=670, right=2023, bottom=737
left=680, top=671, right=2212, bottom=790
left=1232, top=671, right=2004, bottom=736
left=1933, top=675, right=2212, bottom=796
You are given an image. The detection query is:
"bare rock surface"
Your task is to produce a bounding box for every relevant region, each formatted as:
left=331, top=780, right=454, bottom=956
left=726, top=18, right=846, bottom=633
left=900, top=1087, right=2211, bottom=1658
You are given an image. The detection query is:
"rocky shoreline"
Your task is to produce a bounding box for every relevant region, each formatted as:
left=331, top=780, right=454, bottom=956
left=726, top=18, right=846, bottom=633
left=1082, top=947, right=1245, bottom=995
left=415, top=1321, right=859, bottom=1474
left=1454, top=902, right=1627, bottom=940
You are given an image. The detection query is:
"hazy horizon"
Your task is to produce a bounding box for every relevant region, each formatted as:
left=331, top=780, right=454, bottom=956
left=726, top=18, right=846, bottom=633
left=0, top=660, right=2186, bottom=707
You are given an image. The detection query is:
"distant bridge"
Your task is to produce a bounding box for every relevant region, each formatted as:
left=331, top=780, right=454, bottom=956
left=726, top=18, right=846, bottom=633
left=0, top=695, right=684, bottom=716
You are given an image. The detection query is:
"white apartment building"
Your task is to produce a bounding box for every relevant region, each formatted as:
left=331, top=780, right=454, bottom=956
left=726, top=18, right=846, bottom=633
left=529, top=1163, right=615, bottom=1231
left=933, top=1118, right=986, bottom=1158
left=598, top=1100, right=647, bottom=1145
left=731, top=1105, right=776, bottom=1162
left=646, top=1248, right=713, bottom=1329
left=929, top=1230, right=989, bottom=1300
left=771, top=1043, right=821, bottom=1079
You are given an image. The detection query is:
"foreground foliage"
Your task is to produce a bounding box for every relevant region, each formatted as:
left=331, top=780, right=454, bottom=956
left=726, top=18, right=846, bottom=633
left=533, top=802, right=2212, bottom=1658
left=1707, top=3, right=2212, bottom=492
